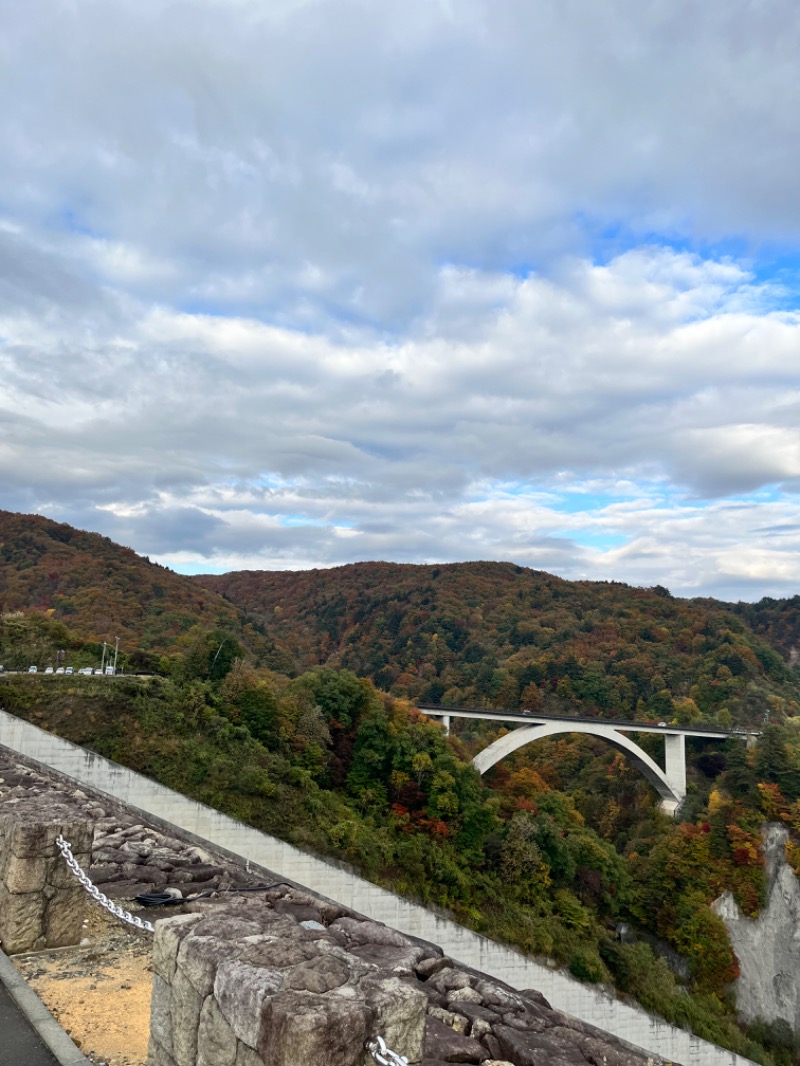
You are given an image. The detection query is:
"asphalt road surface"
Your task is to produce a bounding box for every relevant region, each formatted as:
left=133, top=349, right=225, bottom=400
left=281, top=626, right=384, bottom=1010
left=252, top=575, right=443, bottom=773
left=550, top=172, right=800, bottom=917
left=0, top=979, right=60, bottom=1066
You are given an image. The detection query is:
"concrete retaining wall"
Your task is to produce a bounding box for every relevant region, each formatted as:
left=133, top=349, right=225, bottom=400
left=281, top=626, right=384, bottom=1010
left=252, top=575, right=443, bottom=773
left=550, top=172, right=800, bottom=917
left=0, top=708, right=756, bottom=1066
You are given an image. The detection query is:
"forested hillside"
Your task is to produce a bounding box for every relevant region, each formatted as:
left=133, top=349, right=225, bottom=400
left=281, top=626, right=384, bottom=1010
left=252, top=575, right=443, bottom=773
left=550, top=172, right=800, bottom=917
left=4, top=515, right=800, bottom=1063
left=733, top=597, right=800, bottom=666
left=197, top=562, right=799, bottom=729
left=0, top=510, right=289, bottom=669
left=3, top=513, right=798, bottom=735
left=1, top=656, right=794, bottom=1066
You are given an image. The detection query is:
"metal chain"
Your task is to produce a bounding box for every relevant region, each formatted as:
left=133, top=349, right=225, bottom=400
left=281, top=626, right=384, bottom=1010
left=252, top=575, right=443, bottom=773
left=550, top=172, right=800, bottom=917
left=366, top=1036, right=408, bottom=1066
left=55, top=834, right=154, bottom=933
left=57, top=842, right=411, bottom=1065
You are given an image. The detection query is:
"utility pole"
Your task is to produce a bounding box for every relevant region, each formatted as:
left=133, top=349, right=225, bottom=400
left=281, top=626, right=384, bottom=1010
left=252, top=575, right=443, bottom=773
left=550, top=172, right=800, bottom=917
left=100, top=642, right=107, bottom=672
left=113, top=636, right=119, bottom=675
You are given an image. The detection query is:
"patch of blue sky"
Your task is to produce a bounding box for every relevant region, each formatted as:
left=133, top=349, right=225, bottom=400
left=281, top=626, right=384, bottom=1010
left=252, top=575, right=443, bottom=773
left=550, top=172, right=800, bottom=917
left=717, top=487, right=790, bottom=509
left=237, top=473, right=299, bottom=493
left=51, top=205, right=105, bottom=240
left=169, top=561, right=229, bottom=576
left=351, top=439, right=410, bottom=462
left=436, top=253, right=540, bottom=284
left=467, top=482, right=559, bottom=506
left=747, top=256, right=800, bottom=311
left=576, top=214, right=750, bottom=264
left=567, top=531, right=628, bottom=551
left=279, top=514, right=350, bottom=529
left=177, top=291, right=400, bottom=339
left=575, top=212, right=800, bottom=303
left=549, top=491, right=621, bottom=514
left=724, top=485, right=781, bottom=502
left=177, top=301, right=234, bottom=319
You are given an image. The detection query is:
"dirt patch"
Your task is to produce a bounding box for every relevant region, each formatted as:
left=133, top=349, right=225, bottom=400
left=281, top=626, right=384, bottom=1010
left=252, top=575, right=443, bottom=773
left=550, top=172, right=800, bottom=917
left=13, top=906, right=154, bottom=1066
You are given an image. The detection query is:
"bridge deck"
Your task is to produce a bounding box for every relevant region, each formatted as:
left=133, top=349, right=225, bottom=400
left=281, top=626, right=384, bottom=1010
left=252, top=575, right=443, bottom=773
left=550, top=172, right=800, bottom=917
left=416, top=704, right=757, bottom=739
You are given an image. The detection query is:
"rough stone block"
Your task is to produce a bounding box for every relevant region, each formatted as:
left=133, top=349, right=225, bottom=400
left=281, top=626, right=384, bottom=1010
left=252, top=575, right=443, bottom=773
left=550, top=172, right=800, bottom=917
left=473, top=979, right=527, bottom=1013
left=285, top=955, right=351, bottom=994
left=198, top=995, right=238, bottom=1066
left=179, top=934, right=245, bottom=998
left=147, top=1034, right=178, bottom=1066
left=428, top=1006, right=469, bottom=1034
left=547, top=1026, right=650, bottom=1066
left=494, top=1024, right=591, bottom=1066
left=3, top=853, right=49, bottom=894
left=0, top=883, right=46, bottom=954
left=260, top=990, right=371, bottom=1066
left=273, top=899, right=323, bottom=924
left=56, top=819, right=94, bottom=858
left=349, top=942, right=428, bottom=975
left=5, top=817, right=55, bottom=858
left=89, top=863, right=125, bottom=884
left=215, top=960, right=286, bottom=1049
left=235, top=1042, right=265, bottom=1066
left=44, top=887, right=87, bottom=947
left=423, top=1014, right=487, bottom=1064
left=331, top=917, right=414, bottom=949
left=102, top=878, right=155, bottom=898
left=170, top=967, right=204, bottom=1066
left=150, top=974, right=174, bottom=1057
left=239, top=934, right=319, bottom=970
left=152, top=913, right=204, bottom=982
left=193, top=914, right=264, bottom=940
left=447, top=987, right=482, bottom=1005
left=361, top=973, right=427, bottom=1063
left=121, top=863, right=168, bottom=889
left=50, top=847, right=92, bottom=889
left=415, top=955, right=454, bottom=979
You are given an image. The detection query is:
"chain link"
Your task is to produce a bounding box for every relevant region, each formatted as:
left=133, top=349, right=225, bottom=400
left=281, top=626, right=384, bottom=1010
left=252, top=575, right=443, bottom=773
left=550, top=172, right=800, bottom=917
left=366, top=1036, right=408, bottom=1066
left=55, top=835, right=154, bottom=933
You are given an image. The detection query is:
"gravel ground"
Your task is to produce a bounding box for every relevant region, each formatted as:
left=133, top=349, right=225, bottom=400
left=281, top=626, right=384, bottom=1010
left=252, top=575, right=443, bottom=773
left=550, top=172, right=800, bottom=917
left=13, top=904, right=155, bottom=1066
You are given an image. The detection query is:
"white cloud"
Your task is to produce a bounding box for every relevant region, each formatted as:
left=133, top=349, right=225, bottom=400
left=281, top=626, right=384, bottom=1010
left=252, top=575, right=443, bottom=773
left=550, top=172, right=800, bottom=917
left=1, top=1, right=799, bottom=598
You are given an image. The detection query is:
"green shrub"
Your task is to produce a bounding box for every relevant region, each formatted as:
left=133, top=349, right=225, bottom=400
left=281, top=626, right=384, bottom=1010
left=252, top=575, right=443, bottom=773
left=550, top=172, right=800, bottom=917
left=568, top=947, right=605, bottom=983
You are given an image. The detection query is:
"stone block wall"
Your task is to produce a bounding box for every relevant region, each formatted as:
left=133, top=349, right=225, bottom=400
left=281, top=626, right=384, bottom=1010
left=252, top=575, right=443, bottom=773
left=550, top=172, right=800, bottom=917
left=148, top=890, right=666, bottom=1066
left=148, top=895, right=428, bottom=1066
left=0, top=795, right=92, bottom=953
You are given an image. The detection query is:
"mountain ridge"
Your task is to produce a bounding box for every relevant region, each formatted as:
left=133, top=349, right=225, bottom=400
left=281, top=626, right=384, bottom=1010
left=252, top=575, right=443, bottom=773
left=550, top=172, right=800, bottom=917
left=195, top=560, right=798, bottom=727
left=0, top=510, right=262, bottom=660
left=1, top=509, right=798, bottom=731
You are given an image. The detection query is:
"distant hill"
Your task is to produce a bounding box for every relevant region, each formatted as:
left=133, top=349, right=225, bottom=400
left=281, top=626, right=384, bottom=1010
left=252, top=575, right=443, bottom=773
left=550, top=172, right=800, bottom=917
left=731, top=596, right=800, bottom=666
left=2, top=510, right=798, bottom=726
left=196, top=561, right=800, bottom=728
left=0, top=510, right=258, bottom=658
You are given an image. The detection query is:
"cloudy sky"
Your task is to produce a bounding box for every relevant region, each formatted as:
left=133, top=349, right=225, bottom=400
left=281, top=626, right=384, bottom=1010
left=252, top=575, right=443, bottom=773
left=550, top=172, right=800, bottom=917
left=2, top=0, right=799, bottom=601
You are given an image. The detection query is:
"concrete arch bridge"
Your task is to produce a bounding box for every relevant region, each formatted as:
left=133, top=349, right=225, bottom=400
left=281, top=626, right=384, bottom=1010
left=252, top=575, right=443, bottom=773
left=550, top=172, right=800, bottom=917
left=417, top=706, right=757, bottom=816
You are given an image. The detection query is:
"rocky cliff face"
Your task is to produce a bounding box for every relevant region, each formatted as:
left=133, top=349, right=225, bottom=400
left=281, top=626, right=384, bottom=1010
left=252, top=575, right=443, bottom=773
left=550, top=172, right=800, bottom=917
left=714, top=824, right=800, bottom=1029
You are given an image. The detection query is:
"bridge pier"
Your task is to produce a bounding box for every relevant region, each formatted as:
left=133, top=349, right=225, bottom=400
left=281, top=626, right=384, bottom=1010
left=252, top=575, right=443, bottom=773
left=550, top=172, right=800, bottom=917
left=663, top=732, right=686, bottom=808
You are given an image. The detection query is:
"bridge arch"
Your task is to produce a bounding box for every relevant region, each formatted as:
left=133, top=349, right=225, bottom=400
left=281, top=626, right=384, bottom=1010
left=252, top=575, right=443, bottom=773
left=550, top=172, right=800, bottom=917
left=472, top=721, right=685, bottom=814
